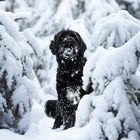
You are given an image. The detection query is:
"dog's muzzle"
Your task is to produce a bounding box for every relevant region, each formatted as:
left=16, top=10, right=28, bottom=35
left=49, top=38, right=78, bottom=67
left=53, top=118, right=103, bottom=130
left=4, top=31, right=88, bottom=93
left=59, top=37, right=79, bottom=60
left=62, top=47, right=76, bottom=59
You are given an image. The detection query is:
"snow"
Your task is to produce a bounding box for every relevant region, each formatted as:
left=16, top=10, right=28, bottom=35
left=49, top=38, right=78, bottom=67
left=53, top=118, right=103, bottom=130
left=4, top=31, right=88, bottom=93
left=0, top=25, right=22, bottom=59
left=90, top=10, right=140, bottom=51
left=66, top=87, right=81, bottom=105
left=0, top=0, right=140, bottom=140
left=23, top=29, right=43, bottom=57
left=0, top=129, right=31, bottom=140
left=75, top=94, right=92, bottom=127
left=0, top=10, right=26, bottom=43
left=81, top=31, right=140, bottom=139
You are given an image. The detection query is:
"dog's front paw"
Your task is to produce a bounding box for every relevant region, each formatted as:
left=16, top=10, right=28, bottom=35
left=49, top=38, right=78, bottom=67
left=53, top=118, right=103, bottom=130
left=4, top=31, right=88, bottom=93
left=52, top=114, right=63, bottom=129
left=63, top=114, right=75, bottom=130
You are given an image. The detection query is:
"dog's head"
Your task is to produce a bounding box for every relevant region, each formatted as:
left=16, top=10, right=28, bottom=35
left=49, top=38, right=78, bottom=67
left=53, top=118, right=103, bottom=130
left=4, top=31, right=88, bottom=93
left=50, top=30, right=86, bottom=61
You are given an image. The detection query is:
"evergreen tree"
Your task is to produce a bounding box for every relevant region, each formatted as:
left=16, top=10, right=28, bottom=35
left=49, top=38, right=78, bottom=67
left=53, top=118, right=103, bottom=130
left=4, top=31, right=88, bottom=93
left=116, top=0, right=140, bottom=19
left=89, top=10, right=140, bottom=52
left=77, top=11, right=140, bottom=140
left=0, top=9, right=38, bottom=134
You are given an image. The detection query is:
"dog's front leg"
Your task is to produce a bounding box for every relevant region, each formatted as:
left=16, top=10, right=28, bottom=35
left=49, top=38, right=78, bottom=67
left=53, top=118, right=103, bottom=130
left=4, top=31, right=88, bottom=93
left=53, top=114, right=63, bottom=129
left=59, top=97, right=77, bottom=130
left=52, top=101, right=63, bottom=129
left=63, top=111, right=75, bottom=130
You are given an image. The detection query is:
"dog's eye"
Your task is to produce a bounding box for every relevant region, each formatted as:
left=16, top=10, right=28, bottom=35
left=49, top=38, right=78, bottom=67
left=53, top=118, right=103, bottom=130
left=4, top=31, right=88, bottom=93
left=59, top=47, right=64, bottom=52
left=60, top=37, right=63, bottom=41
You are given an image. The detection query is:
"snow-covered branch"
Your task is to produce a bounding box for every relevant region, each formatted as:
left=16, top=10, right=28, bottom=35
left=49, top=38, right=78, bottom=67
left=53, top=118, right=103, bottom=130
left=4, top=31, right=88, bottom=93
left=90, top=10, right=140, bottom=51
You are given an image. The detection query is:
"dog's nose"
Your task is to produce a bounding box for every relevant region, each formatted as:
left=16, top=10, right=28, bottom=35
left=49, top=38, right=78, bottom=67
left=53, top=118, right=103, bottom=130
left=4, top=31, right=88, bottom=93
left=65, top=48, right=72, bottom=54
left=65, top=40, right=70, bottom=43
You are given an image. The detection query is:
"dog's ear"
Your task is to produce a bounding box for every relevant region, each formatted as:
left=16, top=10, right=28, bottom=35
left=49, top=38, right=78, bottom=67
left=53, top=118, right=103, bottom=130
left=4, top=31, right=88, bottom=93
left=80, top=39, right=87, bottom=53
left=49, top=40, right=57, bottom=55
left=74, top=31, right=87, bottom=53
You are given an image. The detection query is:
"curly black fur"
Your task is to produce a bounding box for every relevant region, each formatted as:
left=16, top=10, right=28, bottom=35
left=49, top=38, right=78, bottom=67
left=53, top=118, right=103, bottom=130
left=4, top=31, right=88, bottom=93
left=45, top=30, right=91, bottom=130
left=45, top=100, right=57, bottom=118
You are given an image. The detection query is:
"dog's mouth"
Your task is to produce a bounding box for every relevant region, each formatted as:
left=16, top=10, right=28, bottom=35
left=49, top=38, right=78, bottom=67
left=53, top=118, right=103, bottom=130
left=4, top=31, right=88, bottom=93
left=62, top=47, right=78, bottom=59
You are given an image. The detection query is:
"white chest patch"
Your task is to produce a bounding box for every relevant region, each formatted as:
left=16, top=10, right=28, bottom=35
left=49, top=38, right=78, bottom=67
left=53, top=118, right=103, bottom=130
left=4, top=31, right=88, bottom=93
left=66, top=87, right=81, bottom=105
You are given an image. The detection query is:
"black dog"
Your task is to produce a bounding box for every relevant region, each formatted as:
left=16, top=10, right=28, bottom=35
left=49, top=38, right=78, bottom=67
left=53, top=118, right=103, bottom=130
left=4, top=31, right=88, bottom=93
left=45, top=30, right=92, bottom=130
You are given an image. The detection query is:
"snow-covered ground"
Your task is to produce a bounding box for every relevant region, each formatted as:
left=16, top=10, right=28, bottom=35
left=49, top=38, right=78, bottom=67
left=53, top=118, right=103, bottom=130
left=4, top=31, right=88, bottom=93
left=0, top=99, right=94, bottom=140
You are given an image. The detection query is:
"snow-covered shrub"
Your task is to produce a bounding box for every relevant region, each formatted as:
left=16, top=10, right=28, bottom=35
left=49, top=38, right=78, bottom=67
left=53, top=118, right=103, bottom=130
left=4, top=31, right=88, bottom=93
left=84, top=0, right=120, bottom=30
left=77, top=31, right=140, bottom=140
left=32, top=0, right=87, bottom=36
left=116, top=0, right=140, bottom=19
left=51, top=0, right=120, bottom=36
left=90, top=10, right=140, bottom=52
left=30, top=0, right=62, bottom=36
left=3, top=0, right=58, bottom=99
left=30, top=38, right=57, bottom=97
left=4, top=0, right=120, bottom=38
left=5, top=0, right=34, bottom=12
left=5, top=0, right=56, bottom=34
left=23, top=30, right=57, bottom=100
left=0, top=9, right=38, bottom=134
